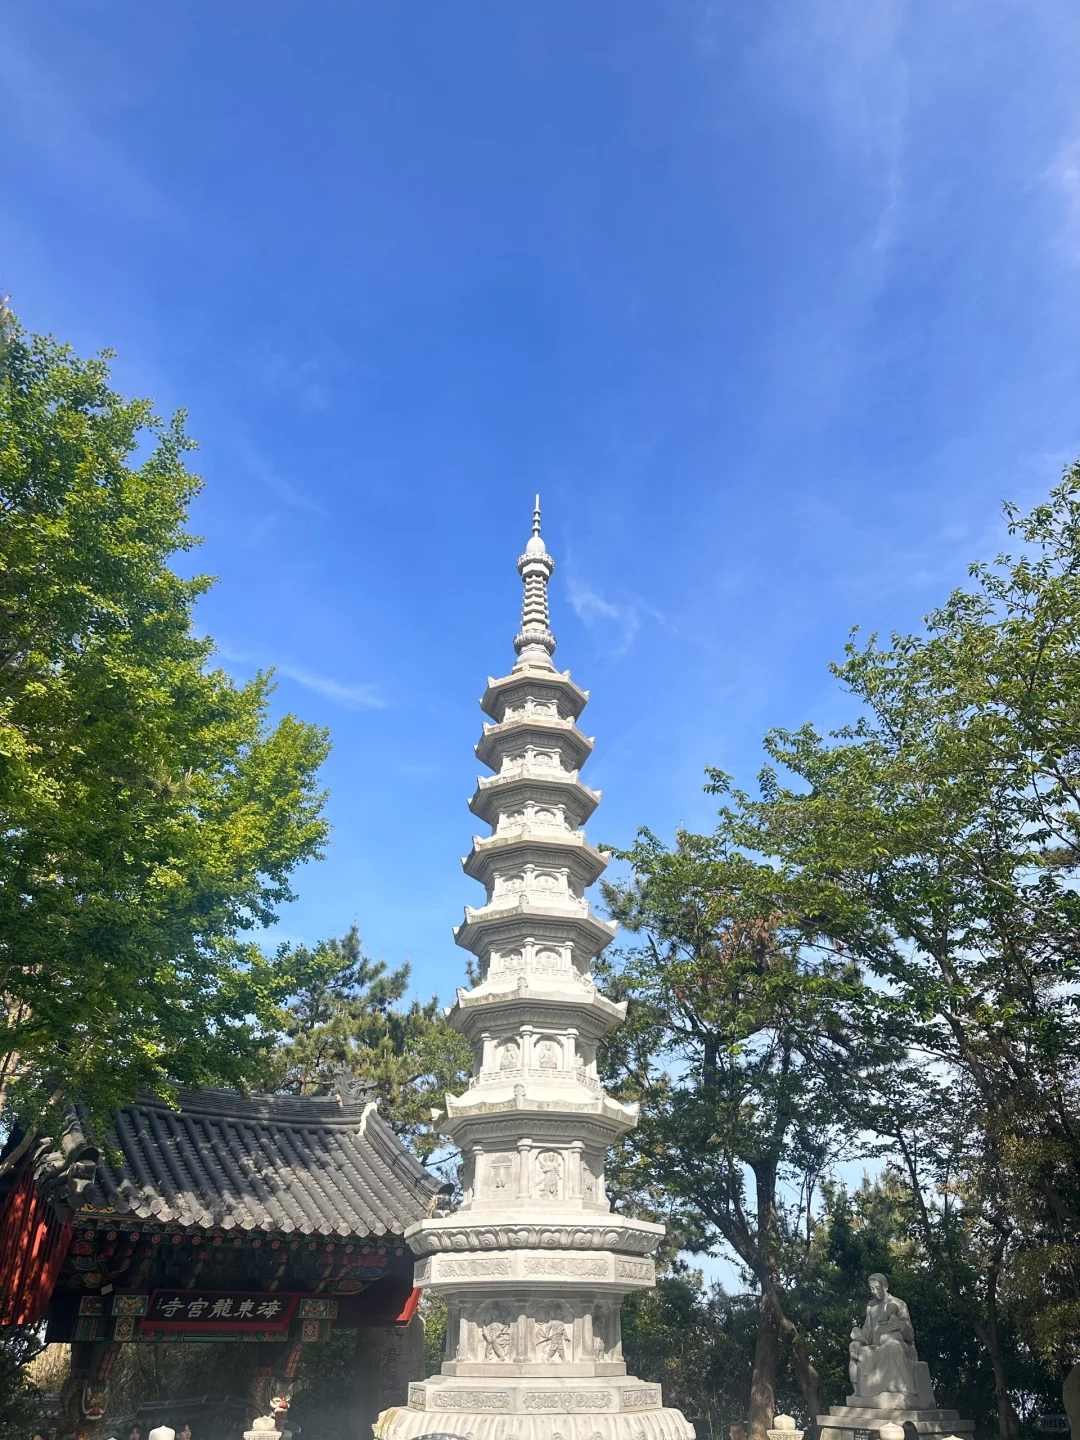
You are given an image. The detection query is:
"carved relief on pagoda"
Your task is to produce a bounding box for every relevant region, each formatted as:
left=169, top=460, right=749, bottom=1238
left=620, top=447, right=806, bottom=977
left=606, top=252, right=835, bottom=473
left=499, top=745, right=573, bottom=778
left=536, top=1150, right=563, bottom=1199
left=484, top=941, right=575, bottom=981
left=500, top=696, right=560, bottom=723
left=485, top=1152, right=516, bottom=1197
left=488, top=865, right=584, bottom=910
left=475, top=1027, right=602, bottom=1090
left=445, top=1294, right=625, bottom=1369
left=463, top=1142, right=594, bottom=1207
left=532, top=942, right=569, bottom=973
left=477, top=1300, right=515, bottom=1362
left=495, top=801, right=574, bottom=836
left=496, top=1037, right=521, bottom=1072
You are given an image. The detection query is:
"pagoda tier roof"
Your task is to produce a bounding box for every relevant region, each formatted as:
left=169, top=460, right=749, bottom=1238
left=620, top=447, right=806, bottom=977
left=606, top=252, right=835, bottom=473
left=32, top=1087, right=441, bottom=1237
left=480, top=665, right=589, bottom=723
left=447, top=983, right=627, bottom=1042
left=454, top=897, right=616, bottom=958
left=462, top=830, right=610, bottom=890
left=468, top=770, right=601, bottom=829
left=475, top=715, right=595, bottom=773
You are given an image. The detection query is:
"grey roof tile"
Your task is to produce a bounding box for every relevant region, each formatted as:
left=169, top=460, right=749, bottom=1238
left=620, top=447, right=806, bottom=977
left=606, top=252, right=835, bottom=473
left=35, top=1088, right=439, bottom=1236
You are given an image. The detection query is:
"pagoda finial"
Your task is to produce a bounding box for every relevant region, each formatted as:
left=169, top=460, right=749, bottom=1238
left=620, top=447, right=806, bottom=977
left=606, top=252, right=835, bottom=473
left=514, top=498, right=556, bottom=668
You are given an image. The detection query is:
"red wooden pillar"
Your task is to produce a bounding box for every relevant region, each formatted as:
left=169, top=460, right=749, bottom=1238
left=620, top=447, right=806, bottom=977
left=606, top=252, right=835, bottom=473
left=0, top=1157, right=72, bottom=1325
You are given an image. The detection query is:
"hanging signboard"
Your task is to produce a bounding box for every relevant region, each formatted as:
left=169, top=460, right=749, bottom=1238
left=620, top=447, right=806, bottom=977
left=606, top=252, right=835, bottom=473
left=143, top=1289, right=301, bottom=1333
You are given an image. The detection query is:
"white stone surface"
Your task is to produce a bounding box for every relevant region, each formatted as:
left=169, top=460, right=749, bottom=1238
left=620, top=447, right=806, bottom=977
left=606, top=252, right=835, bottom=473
left=768, top=1416, right=803, bottom=1440
left=816, top=1275, right=974, bottom=1440
left=376, top=505, right=693, bottom=1440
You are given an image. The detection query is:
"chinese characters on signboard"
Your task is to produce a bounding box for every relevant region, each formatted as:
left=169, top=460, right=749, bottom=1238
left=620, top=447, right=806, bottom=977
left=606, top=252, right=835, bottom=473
left=145, top=1290, right=300, bottom=1332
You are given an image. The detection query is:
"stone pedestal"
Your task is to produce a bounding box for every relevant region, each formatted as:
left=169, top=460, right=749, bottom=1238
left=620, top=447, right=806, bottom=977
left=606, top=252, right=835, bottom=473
left=374, top=510, right=693, bottom=1440
left=769, top=1416, right=804, bottom=1440
left=817, top=1402, right=975, bottom=1440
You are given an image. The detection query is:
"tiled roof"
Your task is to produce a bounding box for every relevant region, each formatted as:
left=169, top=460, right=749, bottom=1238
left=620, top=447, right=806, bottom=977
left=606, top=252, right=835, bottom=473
left=33, top=1088, right=441, bottom=1237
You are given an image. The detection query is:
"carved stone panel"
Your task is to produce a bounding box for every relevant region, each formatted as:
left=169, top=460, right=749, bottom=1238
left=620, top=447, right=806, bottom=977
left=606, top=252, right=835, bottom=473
left=440, top=1257, right=514, bottom=1278
left=485, top=1152, right=515, bottom=1196
left=536, top=1150, right=563, bottom=1199
left=498, top=1039, right=521, bottom=1071
left=533, top=945, right=565, bottom=973
left=523, top=1392, right=614, bottom=1411
left=614, top=1259, right=654, bottom=1282
left=478, top=1302, right=514, bottom=1362
left=431, top=1390, right=510, bottom=1410
left=536, top=1038, right=561, bottom=1070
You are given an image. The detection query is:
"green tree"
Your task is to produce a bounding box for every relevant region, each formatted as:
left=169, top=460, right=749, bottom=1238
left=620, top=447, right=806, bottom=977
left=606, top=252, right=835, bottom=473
left=606, top=470, right=1080, bottom=1439
left=621, top=1270, right=770, bottom=1440
left=751, top=469, right=1080, bottom=1379
left=790, top=1175, right=1058, bottom=1439
left=0, top=1325, right=47, bottom=1440
left=0, top=312, right=330, bottom=1146
left=602, top=828, right=882, bottom=1440
left=269, top=925, right=471, bottom=1163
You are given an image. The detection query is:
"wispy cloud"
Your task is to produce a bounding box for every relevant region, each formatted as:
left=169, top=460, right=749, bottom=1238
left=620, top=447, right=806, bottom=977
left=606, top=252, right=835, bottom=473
left=0, top=25, right=189, bottom=237
left=216, top=645, right=385, bottom=709
left=234, top=437, right=327, bottom=516
left=565, top=577, right=642, bottom=657
left=732, top=0, right=910, bottom=420
left=271, top=662, right=385, bottom=709
left=1047, top=137, right=1080, bottom=264
left=258, top=351, right=335, bottom=414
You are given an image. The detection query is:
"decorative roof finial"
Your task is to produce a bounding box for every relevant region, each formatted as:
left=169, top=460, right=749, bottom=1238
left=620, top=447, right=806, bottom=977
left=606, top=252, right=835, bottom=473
left=514, top=499, right=556, bottom=668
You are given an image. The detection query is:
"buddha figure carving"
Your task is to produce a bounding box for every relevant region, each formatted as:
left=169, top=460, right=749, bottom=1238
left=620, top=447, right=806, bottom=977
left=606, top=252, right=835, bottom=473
left=536, top=1037, right=560, bottom=1070
left=499, top=1038, right=520, bottom=1070
left=849, top=1274, right=926, bottom=1404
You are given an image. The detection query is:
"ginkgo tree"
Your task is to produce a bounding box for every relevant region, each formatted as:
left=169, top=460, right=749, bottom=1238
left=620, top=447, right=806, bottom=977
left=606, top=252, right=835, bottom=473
left=0, top=309, right=330, bottom=1152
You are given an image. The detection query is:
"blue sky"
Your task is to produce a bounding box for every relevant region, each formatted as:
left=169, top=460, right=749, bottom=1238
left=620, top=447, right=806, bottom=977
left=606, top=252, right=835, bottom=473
left=4, top=1, right=1080, bottom=1012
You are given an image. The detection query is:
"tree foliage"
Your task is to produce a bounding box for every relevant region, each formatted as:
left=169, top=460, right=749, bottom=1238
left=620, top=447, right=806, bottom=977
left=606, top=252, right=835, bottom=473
left=0, top=314, right=330, bottom=1135
left=0, top=1325, right=47, bottom=1440
left=752, top=470, right=1080, bottom=1364
left=268, top=925, right=471, bottom=1163
left=605, top=470, right=1080, bottom=1437
left=602, top=824, right=892, bottom=1438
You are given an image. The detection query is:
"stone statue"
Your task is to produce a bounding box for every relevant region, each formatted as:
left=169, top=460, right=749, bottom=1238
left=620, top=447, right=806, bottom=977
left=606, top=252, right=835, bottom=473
left=537, top=1038, right=560, bottom=1070
left=499, top=1039, right=521, bottom=1070
left=849, top=1274, right=919, bottom=1400
left=482, top=1317, right=512, bottom=1361
left=537, top=1317, right=570, bottom=1361
left=816, top=1273, right=973, bottom=1438
left=537, top=1149, right=562, bottom=1198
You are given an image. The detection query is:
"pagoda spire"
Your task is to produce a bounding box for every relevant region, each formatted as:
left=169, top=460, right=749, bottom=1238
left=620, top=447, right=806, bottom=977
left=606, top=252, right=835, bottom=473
left=513, top=494, right=556, bottom=668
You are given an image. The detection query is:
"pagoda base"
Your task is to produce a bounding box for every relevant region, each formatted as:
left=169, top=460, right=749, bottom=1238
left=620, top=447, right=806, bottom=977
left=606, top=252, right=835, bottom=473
left=816, top=1405, right=975, bottom=1440
left=375, top=1374, right=695, bottom=1440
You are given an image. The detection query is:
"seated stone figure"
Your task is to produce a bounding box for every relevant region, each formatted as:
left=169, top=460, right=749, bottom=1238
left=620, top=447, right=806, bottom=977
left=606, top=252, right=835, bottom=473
left=849, top=1274, right=934, bottom=1407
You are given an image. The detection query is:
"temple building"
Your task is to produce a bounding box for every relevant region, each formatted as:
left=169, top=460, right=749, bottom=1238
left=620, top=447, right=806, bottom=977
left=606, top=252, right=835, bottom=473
left=376, top=503, right=693, bottom=1440
left=0, top=1083, right=445, bottom=1436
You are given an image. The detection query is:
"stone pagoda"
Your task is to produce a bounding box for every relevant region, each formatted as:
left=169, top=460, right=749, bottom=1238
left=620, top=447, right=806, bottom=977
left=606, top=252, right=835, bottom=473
left=376, top=504, right=694, bottom=1440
